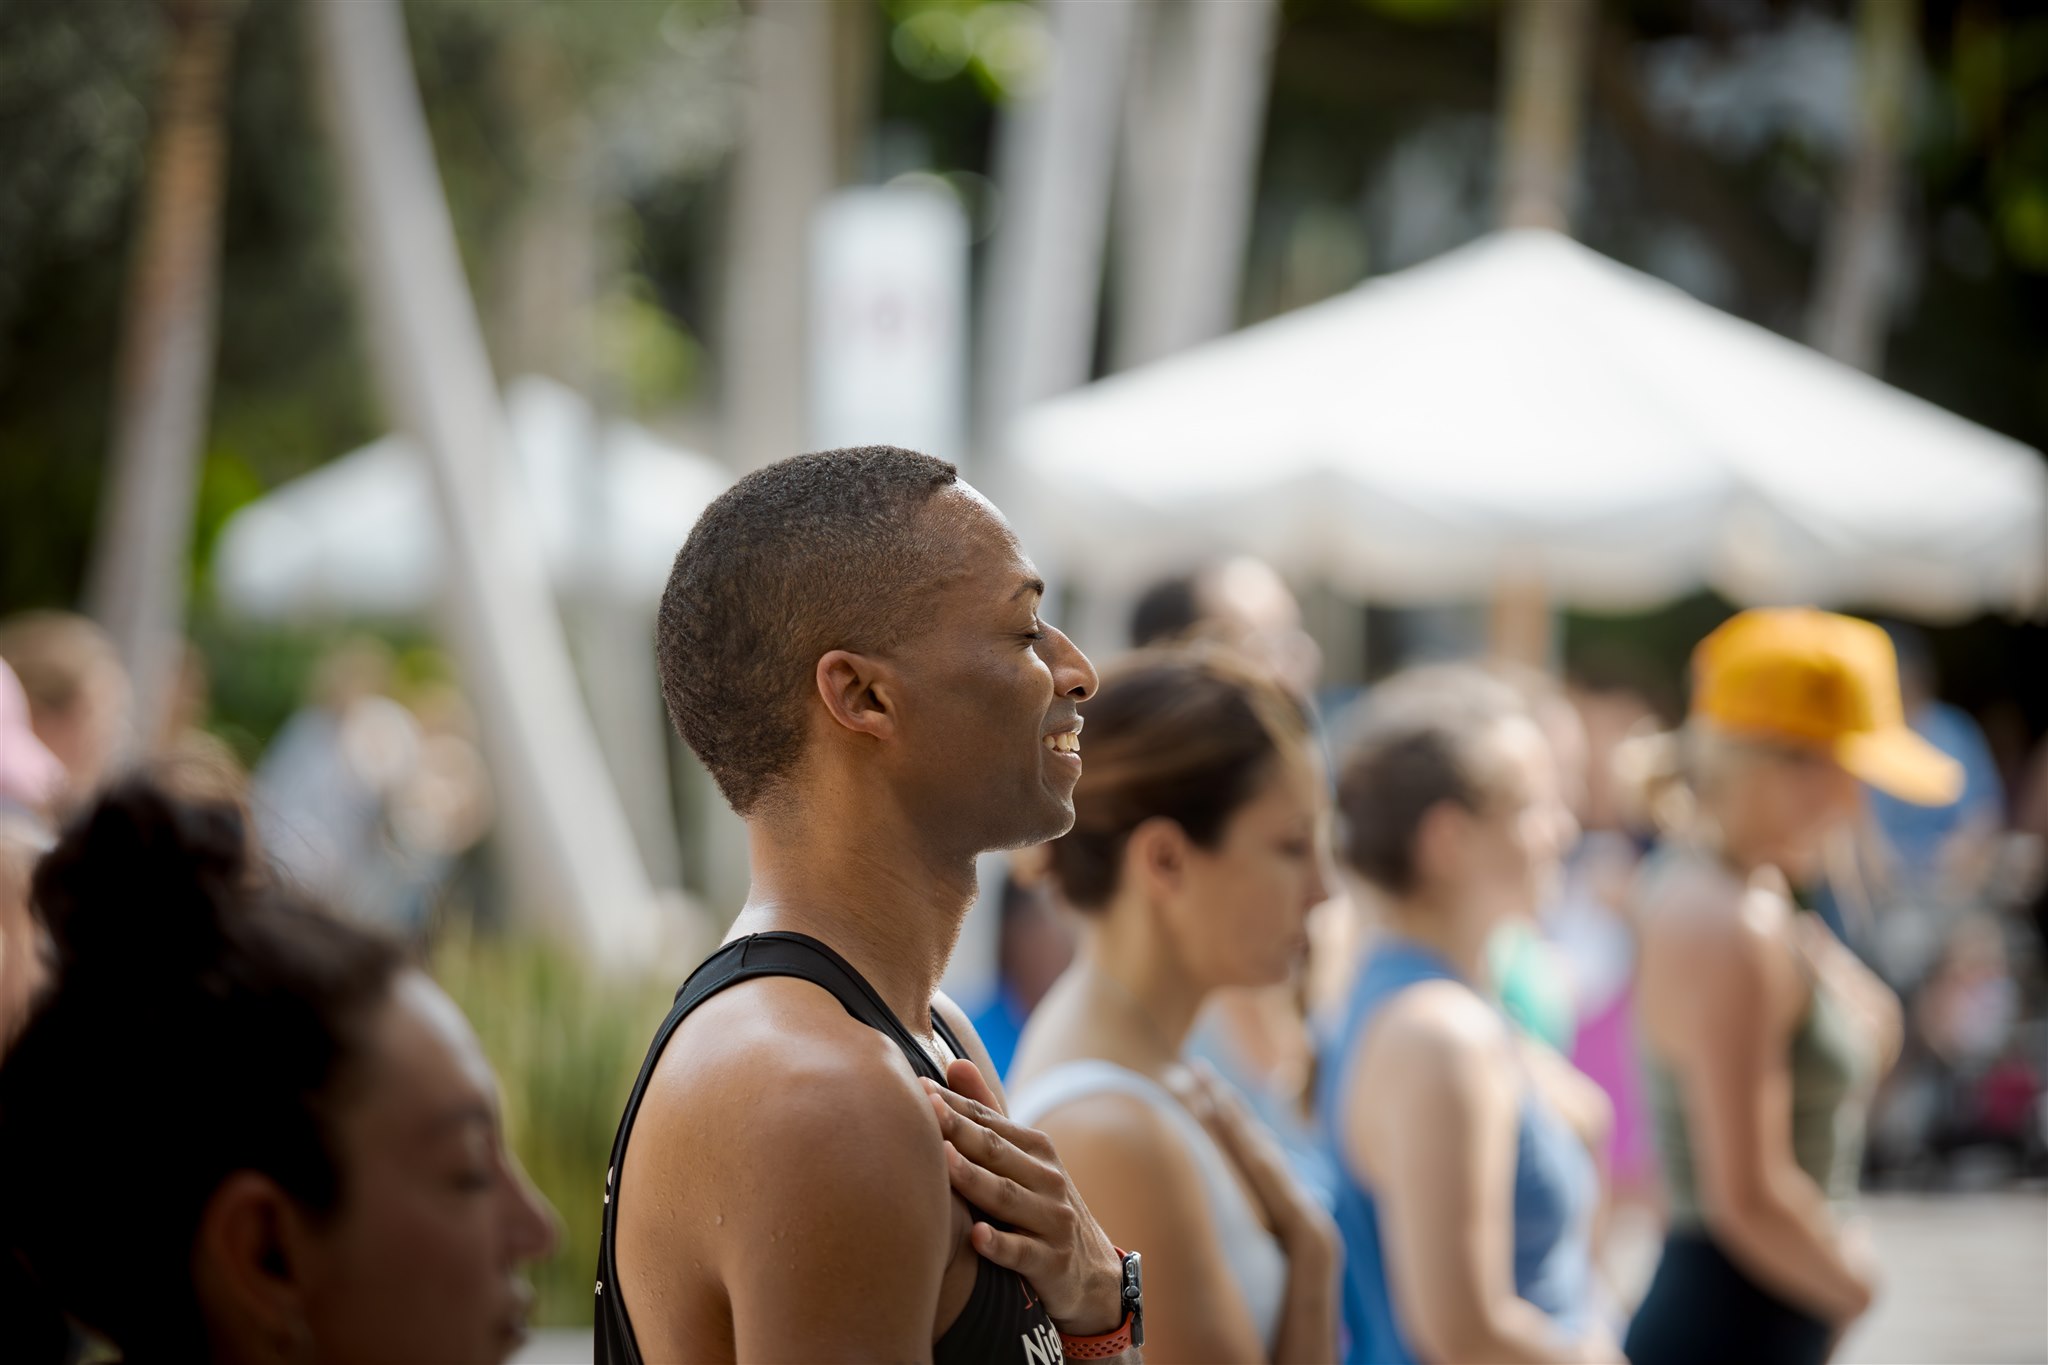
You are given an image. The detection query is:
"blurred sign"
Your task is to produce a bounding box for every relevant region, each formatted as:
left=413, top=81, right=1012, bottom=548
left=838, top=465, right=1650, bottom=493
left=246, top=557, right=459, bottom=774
left=809, top=184, right=969, bottom=461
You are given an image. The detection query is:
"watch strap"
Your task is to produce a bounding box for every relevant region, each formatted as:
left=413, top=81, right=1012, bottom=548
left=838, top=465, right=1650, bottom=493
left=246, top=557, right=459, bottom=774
left=1058, top=1311, right=1136, bottom=1360
left=1058, top=1246, right=1140, bottom=1359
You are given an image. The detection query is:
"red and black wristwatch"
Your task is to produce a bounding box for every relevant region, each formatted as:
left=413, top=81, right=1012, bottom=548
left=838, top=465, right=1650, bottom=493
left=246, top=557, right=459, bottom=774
left=1058, top=1248, right=1144, bottom=1360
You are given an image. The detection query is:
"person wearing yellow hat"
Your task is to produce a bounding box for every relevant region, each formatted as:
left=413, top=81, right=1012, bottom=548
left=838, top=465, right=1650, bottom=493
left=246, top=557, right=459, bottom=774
left=1621, top=609, right=1961, bottom=1365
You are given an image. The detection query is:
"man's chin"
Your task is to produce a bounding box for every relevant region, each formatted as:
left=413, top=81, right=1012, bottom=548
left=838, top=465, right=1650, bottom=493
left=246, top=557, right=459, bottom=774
left=989, top=795, right=1076, bottom=853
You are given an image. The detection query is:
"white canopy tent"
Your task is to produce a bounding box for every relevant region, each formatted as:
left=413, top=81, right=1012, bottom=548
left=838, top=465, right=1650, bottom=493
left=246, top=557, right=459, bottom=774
left=1010, top=229, right=2047, bottom=622
left=214, top=376, right=729, bottom=621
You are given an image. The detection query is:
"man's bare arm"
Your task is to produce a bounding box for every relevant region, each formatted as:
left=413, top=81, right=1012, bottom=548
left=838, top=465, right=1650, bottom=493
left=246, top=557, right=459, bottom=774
left=629, top=1031, right=957, bottom=1364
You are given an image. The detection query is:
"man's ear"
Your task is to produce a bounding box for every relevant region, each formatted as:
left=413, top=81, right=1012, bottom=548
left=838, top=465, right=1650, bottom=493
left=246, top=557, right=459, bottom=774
left=191, top=1171, right=315, bottom=1351
left=816, top=650, right=899, bottom=742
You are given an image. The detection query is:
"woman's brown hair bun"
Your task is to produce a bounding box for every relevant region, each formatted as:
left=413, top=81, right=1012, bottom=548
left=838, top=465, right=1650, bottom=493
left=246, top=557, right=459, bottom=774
left=1049, top=645, right=1312, bottom=911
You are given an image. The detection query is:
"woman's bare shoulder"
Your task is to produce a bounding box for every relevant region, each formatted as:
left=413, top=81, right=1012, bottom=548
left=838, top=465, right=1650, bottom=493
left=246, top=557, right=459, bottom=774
left=1640, top=853, right=1787, bottom=954
left=1027, top=1077, right=1216, bottom=1215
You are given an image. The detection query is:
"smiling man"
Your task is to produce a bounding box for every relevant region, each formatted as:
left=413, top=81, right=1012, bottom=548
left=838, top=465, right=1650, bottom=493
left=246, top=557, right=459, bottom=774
left=596, top=447, right=1144, bottom=1364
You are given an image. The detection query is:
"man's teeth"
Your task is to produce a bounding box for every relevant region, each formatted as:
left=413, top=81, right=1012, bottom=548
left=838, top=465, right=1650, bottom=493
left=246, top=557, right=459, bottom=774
left=1044, top=732, right=1081, bottom=755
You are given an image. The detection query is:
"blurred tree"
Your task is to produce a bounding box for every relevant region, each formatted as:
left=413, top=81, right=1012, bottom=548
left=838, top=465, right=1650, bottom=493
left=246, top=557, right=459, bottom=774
left=722, top=0, right=837, bottom=472
left=1492, top=0, right=1593, bottom=666
left=1809, top=0, right=1921, bottom=372
left=977, top=0, right=1137, bottom=456
left=83, top=0, right=238, bottom=752
left=1112, top=0, right=1280, bottom=370
left=312, top=0, right=662, bottom=967
left=1, top=0, right=2042, bottom=765
left=490, top=26, right=598, bottom=393
left=1498, top=0, right=1592, bottom=230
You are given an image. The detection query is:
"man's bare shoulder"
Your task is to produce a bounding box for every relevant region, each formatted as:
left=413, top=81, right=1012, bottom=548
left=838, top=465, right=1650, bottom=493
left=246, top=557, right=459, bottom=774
left=613, top=978, right=961, bottom=1360
left=622, top=982, right=950, bottom=1227
left=634, top=982, right=933, bottom=1154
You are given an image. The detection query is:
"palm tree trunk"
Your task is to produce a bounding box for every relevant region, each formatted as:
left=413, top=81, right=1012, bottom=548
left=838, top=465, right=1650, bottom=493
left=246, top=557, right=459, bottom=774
left=1808, top=0, right=1918, bottom=373
left=721, top=0, right=836, bottom=471
left=310, top=0, right=662, bottom=968
left=1112, top=0, right=1279, bottom=371
left=976, top=0, right=1139, bottom=464
left=84, top=0, right=235, bottom=752
left=1497, top=0, right=1593, bottom=231
left=1493, top=0, right=1592, bottom=667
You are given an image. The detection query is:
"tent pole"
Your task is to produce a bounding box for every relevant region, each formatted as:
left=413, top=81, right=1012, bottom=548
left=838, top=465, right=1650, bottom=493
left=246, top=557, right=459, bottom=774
left=1488, top=569, right=1555, bottom=671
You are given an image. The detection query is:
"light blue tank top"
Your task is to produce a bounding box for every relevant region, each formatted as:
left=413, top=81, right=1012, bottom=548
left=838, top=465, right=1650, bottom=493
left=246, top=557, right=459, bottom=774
left=1317, top=940, right=1598, bottom=1365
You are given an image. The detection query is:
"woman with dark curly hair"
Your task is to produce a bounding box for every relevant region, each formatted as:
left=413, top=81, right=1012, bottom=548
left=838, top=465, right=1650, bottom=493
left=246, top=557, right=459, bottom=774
left=0, top=778, right=558, bottom=1364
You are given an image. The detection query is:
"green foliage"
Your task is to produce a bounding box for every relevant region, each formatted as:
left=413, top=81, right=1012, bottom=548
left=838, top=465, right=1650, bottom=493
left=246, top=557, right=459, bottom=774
left=2002, top=184, right=2048, bottom=271
left=1358, top=0, right=1485, bottom=22
left=883, top=0, right=1049, bottom=106
left=181, top=617, right=459, bottom=770
left=0, top=0, right=160, bottom=345
left=1563, top=590, right=1738, bottom=722
left=431, top=923, right=677, bottom=1327
left=594, top=274, right=705, bottom=416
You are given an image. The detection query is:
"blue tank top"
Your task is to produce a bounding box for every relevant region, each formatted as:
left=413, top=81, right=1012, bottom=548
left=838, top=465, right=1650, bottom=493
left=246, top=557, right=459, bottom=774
left=1317, top=940, right=1598, bottom=1365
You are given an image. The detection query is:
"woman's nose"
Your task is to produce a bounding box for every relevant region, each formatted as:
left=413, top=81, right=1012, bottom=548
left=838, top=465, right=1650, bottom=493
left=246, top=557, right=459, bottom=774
left=506, top=1161, right=562, bottom=1262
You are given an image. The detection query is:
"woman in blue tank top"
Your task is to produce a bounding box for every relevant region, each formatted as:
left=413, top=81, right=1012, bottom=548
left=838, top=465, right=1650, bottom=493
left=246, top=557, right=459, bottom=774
left=1319, top=668, right=1617, bottom=1364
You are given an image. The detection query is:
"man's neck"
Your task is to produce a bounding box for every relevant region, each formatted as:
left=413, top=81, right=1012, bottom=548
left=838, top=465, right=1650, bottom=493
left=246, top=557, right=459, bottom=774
left=733, top=803, right=980, bottom=1037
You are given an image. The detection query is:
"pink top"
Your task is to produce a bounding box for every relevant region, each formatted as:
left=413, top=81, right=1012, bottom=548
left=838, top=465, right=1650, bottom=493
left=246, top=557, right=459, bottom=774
left=0, top=658, right=64, bottom=812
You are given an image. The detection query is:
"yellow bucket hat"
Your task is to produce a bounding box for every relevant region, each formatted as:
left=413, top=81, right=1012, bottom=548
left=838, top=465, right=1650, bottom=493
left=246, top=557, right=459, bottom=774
left=1690, top=608, right=1964, bottom=807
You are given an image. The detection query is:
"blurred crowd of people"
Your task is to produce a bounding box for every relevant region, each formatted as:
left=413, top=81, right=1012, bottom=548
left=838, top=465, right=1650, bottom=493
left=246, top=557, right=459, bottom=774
left=958, top=556, right=2048, bottom=1363
left=0, top=449, right=2044, bottom=1363
left=0, top=613, right=497, bottom=1005
left=971, top=564, right=2048, bottom=1214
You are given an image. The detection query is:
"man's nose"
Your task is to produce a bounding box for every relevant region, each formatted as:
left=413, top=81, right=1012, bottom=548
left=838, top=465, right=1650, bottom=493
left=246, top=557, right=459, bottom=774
left=1048, top=625, right=1098, bottom=702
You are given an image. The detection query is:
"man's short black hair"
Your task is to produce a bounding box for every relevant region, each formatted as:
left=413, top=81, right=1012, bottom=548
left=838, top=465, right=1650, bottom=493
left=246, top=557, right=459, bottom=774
left=657, top=446, right=960, bottom=815
left=1129, top=571, right=1204, bottom=648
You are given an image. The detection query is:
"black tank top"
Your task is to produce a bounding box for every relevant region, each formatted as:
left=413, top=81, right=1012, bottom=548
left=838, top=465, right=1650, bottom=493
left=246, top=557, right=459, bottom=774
left=594, top=932, right=1063, bottom=1365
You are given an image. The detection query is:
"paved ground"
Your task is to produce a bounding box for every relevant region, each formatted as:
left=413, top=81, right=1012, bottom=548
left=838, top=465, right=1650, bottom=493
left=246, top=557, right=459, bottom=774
left=516, top=1191, right=2048, bottom=1364
left=1836, top=1193, right=2047, bottom=1365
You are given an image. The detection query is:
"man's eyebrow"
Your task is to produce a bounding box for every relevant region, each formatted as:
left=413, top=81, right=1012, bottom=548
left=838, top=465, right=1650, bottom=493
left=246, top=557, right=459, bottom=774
left=1011, top=576, right=1046, bottom=602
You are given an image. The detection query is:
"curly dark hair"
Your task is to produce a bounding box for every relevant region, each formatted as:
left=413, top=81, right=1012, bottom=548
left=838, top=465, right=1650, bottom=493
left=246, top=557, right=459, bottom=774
left=657, top=446, right=961, bottom=815
left=0, top=778, right=405, bottom=1362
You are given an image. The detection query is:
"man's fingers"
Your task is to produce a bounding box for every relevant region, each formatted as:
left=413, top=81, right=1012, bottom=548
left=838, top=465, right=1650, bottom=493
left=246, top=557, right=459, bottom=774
left=942, top=1141, right=1049, bottom=1226
left=923, top=1078, right=1054, bottom=1162
left=923, top=1075, right=1012, bottom=1132
left=944, top=1057, right=1000, bottom=1110
left=968, top=1220, right=1047, bottom=1282
left=927, top=1089, right=1045, bottom=1187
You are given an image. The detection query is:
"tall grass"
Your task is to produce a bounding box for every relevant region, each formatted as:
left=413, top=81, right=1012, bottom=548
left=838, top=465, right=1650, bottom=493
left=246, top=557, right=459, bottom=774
left=432, top=922, right=678, bottom=1326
